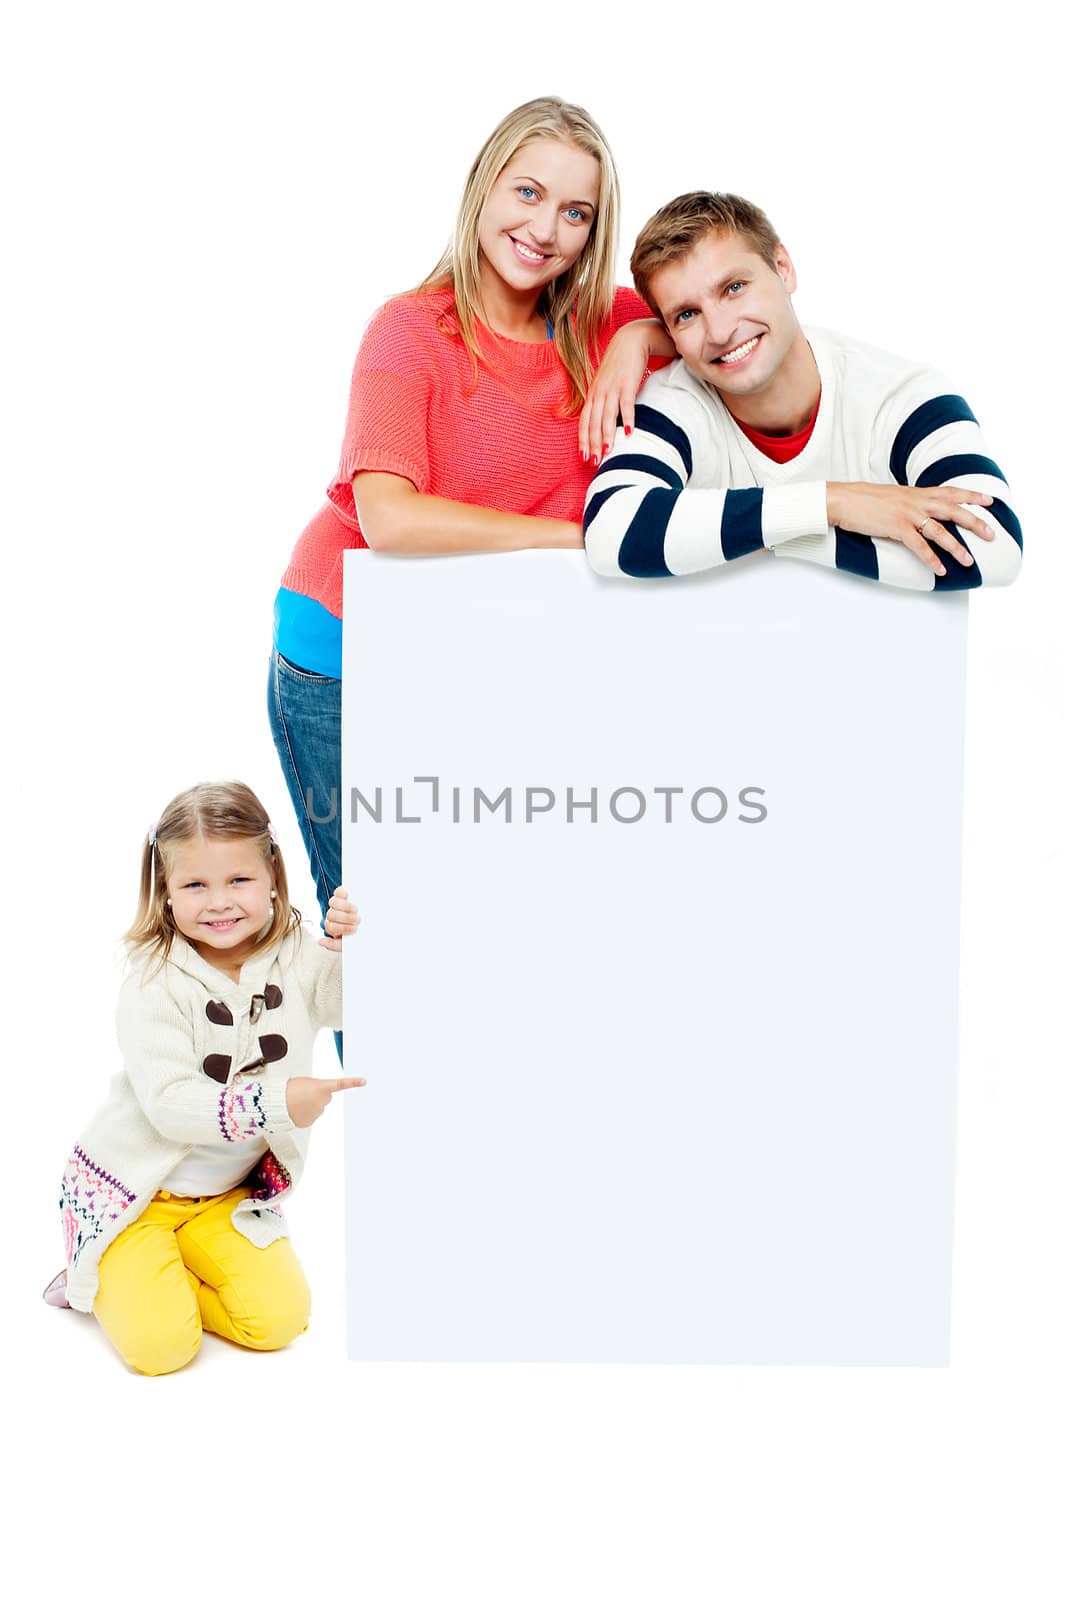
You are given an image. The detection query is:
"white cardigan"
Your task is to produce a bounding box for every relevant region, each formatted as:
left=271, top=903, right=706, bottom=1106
left=59, top=928, right=342, bottom=1312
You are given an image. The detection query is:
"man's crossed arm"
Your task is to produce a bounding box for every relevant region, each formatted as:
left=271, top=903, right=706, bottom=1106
left=583, top=390, right=1022, bottom=592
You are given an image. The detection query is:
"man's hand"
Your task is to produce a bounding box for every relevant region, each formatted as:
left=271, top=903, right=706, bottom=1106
left=285, top=1074, right=366, bottom=1129
left=826, top=483, right=995, bottom=577
left=319, top=886, right=361, bottom=951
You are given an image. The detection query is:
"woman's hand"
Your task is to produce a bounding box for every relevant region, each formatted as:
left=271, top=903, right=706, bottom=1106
left=285, top=1074, right=366, bottom=1128
left=319, top=886, right=361, bottom=951
left=579, top=318, right=675, bottom=465
left=826, top=483, right=996, bottom=577
left=579, top=323, right=654, bottom=465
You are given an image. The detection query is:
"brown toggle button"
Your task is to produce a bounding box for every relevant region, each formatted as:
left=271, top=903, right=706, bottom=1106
left=250, top=986, right=284, bottom=1025
left=241, top=1034, right=290, bottom=1073
left=206, top=1000, right=234, bottom=1026
left=203, top=1054, right=232, bottom=1083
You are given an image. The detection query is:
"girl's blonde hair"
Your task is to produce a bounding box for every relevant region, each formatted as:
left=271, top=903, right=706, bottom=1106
left=125, top=781, right=300, bottom=969
left=418, top=95, right=621, bottom=413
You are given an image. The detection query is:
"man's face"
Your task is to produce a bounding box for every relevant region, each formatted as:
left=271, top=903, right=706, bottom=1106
left=649, top=229, right=801, bottom=402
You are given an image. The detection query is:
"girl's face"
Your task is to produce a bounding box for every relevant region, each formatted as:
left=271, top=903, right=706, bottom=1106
left=476, top=137, right=600, bottom=310
left=165, top=834, right=275, bottom=971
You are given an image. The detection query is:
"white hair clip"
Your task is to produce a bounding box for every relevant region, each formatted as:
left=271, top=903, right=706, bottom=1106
left=267, top=821, right=278, bottom=846
left=148, top=824, right=158, bottom=847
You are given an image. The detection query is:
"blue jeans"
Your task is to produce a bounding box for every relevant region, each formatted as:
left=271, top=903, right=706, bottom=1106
left=267, top=649, right=343, bottom=1057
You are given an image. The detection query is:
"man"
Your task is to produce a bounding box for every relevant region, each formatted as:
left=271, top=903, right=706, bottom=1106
left=582, top=192, right=1021, bottom=589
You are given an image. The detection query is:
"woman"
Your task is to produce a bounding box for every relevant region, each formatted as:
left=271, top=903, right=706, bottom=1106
left=268, top=96, right=671, bottom=926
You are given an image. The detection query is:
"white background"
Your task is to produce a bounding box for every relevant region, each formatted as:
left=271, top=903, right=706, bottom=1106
left=4, top=1, right=1061, bottom=1594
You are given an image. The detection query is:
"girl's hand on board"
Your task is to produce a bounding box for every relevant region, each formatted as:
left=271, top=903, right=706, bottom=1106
left=286, top=1075, right=366, bottom=1128
left=319, top=886, right=361, bottom=951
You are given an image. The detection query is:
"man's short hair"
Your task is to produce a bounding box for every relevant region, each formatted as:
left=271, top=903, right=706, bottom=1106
left=631, top=192, right=782, bottom=317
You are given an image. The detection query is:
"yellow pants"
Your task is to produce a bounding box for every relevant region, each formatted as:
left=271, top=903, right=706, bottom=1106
left=93, top=1188, right=311, bottom=1376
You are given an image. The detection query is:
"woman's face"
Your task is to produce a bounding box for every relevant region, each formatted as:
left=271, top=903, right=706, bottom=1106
left=476, top=137, right=600, bottom=308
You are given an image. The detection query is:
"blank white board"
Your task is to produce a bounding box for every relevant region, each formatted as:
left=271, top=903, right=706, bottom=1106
left=343, top=551, right=967, bottom=1364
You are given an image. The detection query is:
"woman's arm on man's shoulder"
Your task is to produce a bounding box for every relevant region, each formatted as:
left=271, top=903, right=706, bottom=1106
left=579, top=295, right=676, bottom=464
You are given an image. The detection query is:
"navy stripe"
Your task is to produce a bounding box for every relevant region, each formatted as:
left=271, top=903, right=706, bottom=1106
left=933, top=523, right=982, bottom=591
left=987, top=497, right=1022, bottom=550
left=593, top=453, right=683, bottom=490
left=835, top=528, right=880, bottom=581
left=582, top=483, right=627, bottom=531
left=632, top=403, right=693, bottom=476
left=914, top=453, right=1007, bottom=488
left=889, top=395, right=978, bottom=483
left=720, top=488, right=765, bottom=560
left=617, top=487, right=677, bottom=578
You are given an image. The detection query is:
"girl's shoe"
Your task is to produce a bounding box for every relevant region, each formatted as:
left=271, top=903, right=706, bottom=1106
left=42, top=1270, right=69, bottom=1309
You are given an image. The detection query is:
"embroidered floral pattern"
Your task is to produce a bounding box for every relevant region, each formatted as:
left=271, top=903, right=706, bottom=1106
left=58, top=1146, right=136, bottom=1267
left=247, top=1151, right=292, bottom=1202
left=217, top=1082, right=268, bottom=1143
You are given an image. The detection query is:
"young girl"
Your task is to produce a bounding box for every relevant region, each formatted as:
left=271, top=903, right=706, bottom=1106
left=45, top=781, right=364, bottom=1376
left=269, top=94, right=672, bottom=928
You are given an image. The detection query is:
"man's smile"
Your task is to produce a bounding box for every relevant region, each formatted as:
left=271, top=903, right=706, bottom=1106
left=715, top=334, right=763, bottom=366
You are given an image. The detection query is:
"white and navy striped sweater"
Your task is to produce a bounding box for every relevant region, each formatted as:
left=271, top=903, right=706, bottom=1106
left=583, top=327, right=1022, bottom=591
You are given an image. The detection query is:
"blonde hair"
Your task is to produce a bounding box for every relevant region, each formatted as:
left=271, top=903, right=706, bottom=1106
left=631, top=192, right=782, bottom=318
left=125, top=781, right=300, bottom=970
left=418, top=95, right=621, bottom=413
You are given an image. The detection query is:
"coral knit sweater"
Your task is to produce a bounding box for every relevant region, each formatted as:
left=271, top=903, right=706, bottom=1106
left=274, top=286, right=653, bottom=677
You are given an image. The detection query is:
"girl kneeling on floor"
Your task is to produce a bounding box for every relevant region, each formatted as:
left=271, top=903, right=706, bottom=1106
left=47, top=780, right=364, bottom=1375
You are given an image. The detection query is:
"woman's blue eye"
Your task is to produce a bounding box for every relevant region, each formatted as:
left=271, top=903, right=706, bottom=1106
left=565, top=208, right=587, bottom=223
left=518, top=186, right=537, bottom=200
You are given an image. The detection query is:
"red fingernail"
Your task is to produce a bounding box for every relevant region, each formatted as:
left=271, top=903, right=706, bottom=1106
left=592, top=455, right=598, bottom=466
left=624, top=425, right=632, bottom=435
